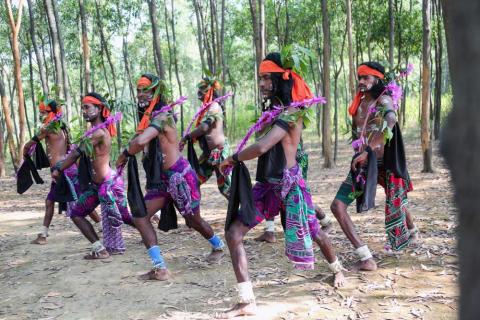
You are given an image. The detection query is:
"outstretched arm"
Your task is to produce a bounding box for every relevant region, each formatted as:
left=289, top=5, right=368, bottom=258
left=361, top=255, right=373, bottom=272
left=220, top=124, right=288, bottom=172
left=116, top=122, right=160, bottom=167
left=23, top=128, right=47, bottom=156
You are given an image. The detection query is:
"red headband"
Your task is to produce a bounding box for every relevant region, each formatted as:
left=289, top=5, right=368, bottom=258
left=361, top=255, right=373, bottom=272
left=82, top=96, right=117, bottom=137
left=137, top=76, right=152, bottom=88
left=259, top=60, right=313, bottom=102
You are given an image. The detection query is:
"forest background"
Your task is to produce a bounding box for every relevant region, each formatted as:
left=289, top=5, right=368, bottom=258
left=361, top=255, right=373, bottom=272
left=0, top=0, right=447, bottom=174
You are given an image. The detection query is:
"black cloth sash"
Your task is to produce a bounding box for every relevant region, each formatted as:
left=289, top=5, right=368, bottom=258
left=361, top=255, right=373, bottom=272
left=187, top=138, right=201, bottom=174
left=34, top=142, right=50, bottom=170
left=383, top=123, right=409, bottom=180
left=53, top=171, right=76, bottom=203
left=127, top=155, right=148, bottom=218
left=158, top=201, right=178, bottom=232
left=17, top=155, right=44, bottom=194
left=352, top=146, right=378, bottom=213
left=255, top=119, right=288, bottom=182
left=142, top=137, right=163, bottom=189
left=225, top=162, right=256, bottom=231
left=78, top=150, right=94, bottom=191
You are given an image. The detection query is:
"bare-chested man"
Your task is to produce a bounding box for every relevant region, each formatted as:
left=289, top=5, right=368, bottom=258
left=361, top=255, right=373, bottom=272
left=116, top=74, right=225, bottom=281
left=179, top=78, right=231, bottom=199
left=217, top=53, right=345, bottom=318
left=23, top=99, right=100, bottom=245
left=52, top=93, right=133, bottom=259
left=330, top=62, right=418, bottom=271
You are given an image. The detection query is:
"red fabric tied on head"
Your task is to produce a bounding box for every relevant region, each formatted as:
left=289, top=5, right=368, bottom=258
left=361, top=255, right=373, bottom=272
left=137, top=76, right=152, bottom=89
left=38, top=101, right=61, bottom=125
left=82, top=95, right=117, bottom=137
left=195, top=80, right=222, bottom=127
left=348, top=65, right=385, bottom=116
left=259, top=60, right=313, bottom=102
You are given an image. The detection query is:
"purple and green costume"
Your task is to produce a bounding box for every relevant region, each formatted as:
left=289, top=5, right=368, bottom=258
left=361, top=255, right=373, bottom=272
left=144, top=157, right=201, bottom=216
left=68, top=168, right=133, bottom=253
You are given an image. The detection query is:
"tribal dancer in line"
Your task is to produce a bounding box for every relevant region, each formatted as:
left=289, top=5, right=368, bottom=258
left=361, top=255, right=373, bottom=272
left=23, top=98, right=100, bottom=245
left=180, top=77, right=231, bottom=199
left=52, top=93, right=133, bottom=259
left=330, top=62, right=418, bottom=271
left=116, top=74, right=225, bottom=281
left=217, top=53, right=345, bottom=318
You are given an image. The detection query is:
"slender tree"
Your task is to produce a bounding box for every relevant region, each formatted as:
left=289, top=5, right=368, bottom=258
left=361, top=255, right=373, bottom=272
left=321, top=0, right=333, bottom=168
left=421, top=0, right=433, bottom=172
left=148, top=0, right=166, bottom=80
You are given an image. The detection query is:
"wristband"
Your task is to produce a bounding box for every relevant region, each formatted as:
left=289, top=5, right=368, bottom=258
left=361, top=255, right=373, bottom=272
left=232, top=153, right=239, bottom=163
left=123, top=148, right=133, bottom=157
left=31, top=135, right=40, bottom=143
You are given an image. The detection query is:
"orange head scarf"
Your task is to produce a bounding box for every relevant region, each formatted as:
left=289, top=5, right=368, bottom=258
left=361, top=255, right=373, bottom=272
left=136, top=76, right=160, bottom=134
left=259, top=60, right=313, bottom=102
left=82, top=95, right=117, bottom=137
left=348, top=64, right=385, bottom=116
left=195, top=79, right=222, bottom=127
left=39, top=100, right=62, bottom=125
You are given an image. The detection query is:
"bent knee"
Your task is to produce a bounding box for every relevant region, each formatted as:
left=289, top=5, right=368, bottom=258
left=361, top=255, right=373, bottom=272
left=225, top=228, right=243, bottom=246
left=330, top=199, right=345, bottom=214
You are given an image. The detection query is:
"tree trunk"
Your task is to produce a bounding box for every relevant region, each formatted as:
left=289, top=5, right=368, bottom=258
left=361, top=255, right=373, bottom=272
left=421, top=0, right=433, bottom=172
left=26, top=0, right=48, bottom=95
left=95, top=0, right=117, bottom=99
left=440, top=1, right=480, bottom=318
left=148, top=0, right=166, bottom=80
left=51, top=0, right=71, bottom=121
left=0, top=69, right=19, bottom=169
left=192, top=0, right=207, bottom=73
left=434, top=0, right=443, bottom=140
left=249, top=0, right=265, bottom=108
left=388, top=0, right=395, bottom=69
left=79, top=0, right=92, bottom=94
left=170, top=0, right=184, bottom=132
left=163, top=0, right=174, bottom=87
left=43, top=0, right=63, bottom=101
left=346, top=0, right=355, bottom=100
left=5, top=0, right=27, bottom=161
left=321, top=0, right=333, bottom=168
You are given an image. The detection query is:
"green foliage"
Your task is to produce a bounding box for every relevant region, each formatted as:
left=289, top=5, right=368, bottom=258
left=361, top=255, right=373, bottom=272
left=281, top=45, right=316, bottom=76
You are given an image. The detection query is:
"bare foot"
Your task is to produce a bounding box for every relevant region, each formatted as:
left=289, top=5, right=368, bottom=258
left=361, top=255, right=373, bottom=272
left=333, top=271, right=346, bottom=288
left=139, top=268, right=170, bottom=281
left=206, top=249, right=225, bottom=263
left=408, top=229, right=420, bottom=247
left=215, top=302, right=257, bottom=319
left=254, top=231, right=276, bottom=243
left=351, top=258, right=377, bottom=272
left=151, top=214, right=160, bottom=225
left=31, top=234, right=47, bottom=245
left=84, top=249, right=110, bottom=260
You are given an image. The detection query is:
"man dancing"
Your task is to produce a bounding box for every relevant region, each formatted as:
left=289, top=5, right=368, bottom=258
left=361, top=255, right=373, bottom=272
left=116, top=74, right=225, bottom=281
left=180, top=77, right=231, bottom=199
left=23, top=99, right=100, bottom=245
left=52, top=93, right=133, bottom=259
left=218, top=53, right=345, bottom=318
left=330, top=62, right=418, bottom=271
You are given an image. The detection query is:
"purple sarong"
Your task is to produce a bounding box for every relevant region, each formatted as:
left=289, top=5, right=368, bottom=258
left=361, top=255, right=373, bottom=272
left=241, top=164, right=319, bottom=270
left=68, top=168, right=132, bottom=253
left=144, top=157, right=201, bottom=216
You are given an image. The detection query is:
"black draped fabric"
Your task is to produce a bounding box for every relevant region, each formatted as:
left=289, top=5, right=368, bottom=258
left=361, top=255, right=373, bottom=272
left=352, top=147, right=378, bottom=213
left=225, top=162, right=256, bottom=231
left=17, top=155, right=44, bottom=194
left=78, top=151, right=94, bottom=191
left=198, top=136, right=210, bottom=155
left=255, top=119, right=289, bottom=182
left=127, top=155, right=148, bottom=218
left=58, top=202, right=67, bottom=214
left=142, top=137, right=163, bottom=189
left=383, top=123, right=409, bottom=180
left=34, top=142, right=50, bottom=169
left=187, top=139, right=200, bottom=174
left=53, top=171, right=76, bottom=202
left=158, top=201, right=178, bottom=232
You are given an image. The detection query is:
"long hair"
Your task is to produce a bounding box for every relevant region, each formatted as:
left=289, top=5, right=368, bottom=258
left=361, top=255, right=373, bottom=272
left=261, top=52, right=294, bottom=111
left=359, top=61, right=388, bottom=99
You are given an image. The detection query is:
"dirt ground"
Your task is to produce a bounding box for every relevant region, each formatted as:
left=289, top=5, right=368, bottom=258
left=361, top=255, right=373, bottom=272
left=0, top=136, right=458, bottom=320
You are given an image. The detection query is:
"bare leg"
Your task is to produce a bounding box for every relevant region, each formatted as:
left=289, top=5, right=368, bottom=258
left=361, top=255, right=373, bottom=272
left=71, top=215, right=109, bottom=259
left=254, top=218, right=276, bottom=243
left=405, top=207, right=419, bottom=245
left=136, top=198, right=170, bottom=281
left=88, top=210, right=101, bottom=223
left=313, top=229, right=346, bottom=288
left=315, top=205, right=332, bottom=232
left=216, top=220, right=257, bottom=319
left=330, top=199, right=376, bottom=271
left=184, top=212, right=224, bottom=262
left=31, top=199, right=55, bottom=245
